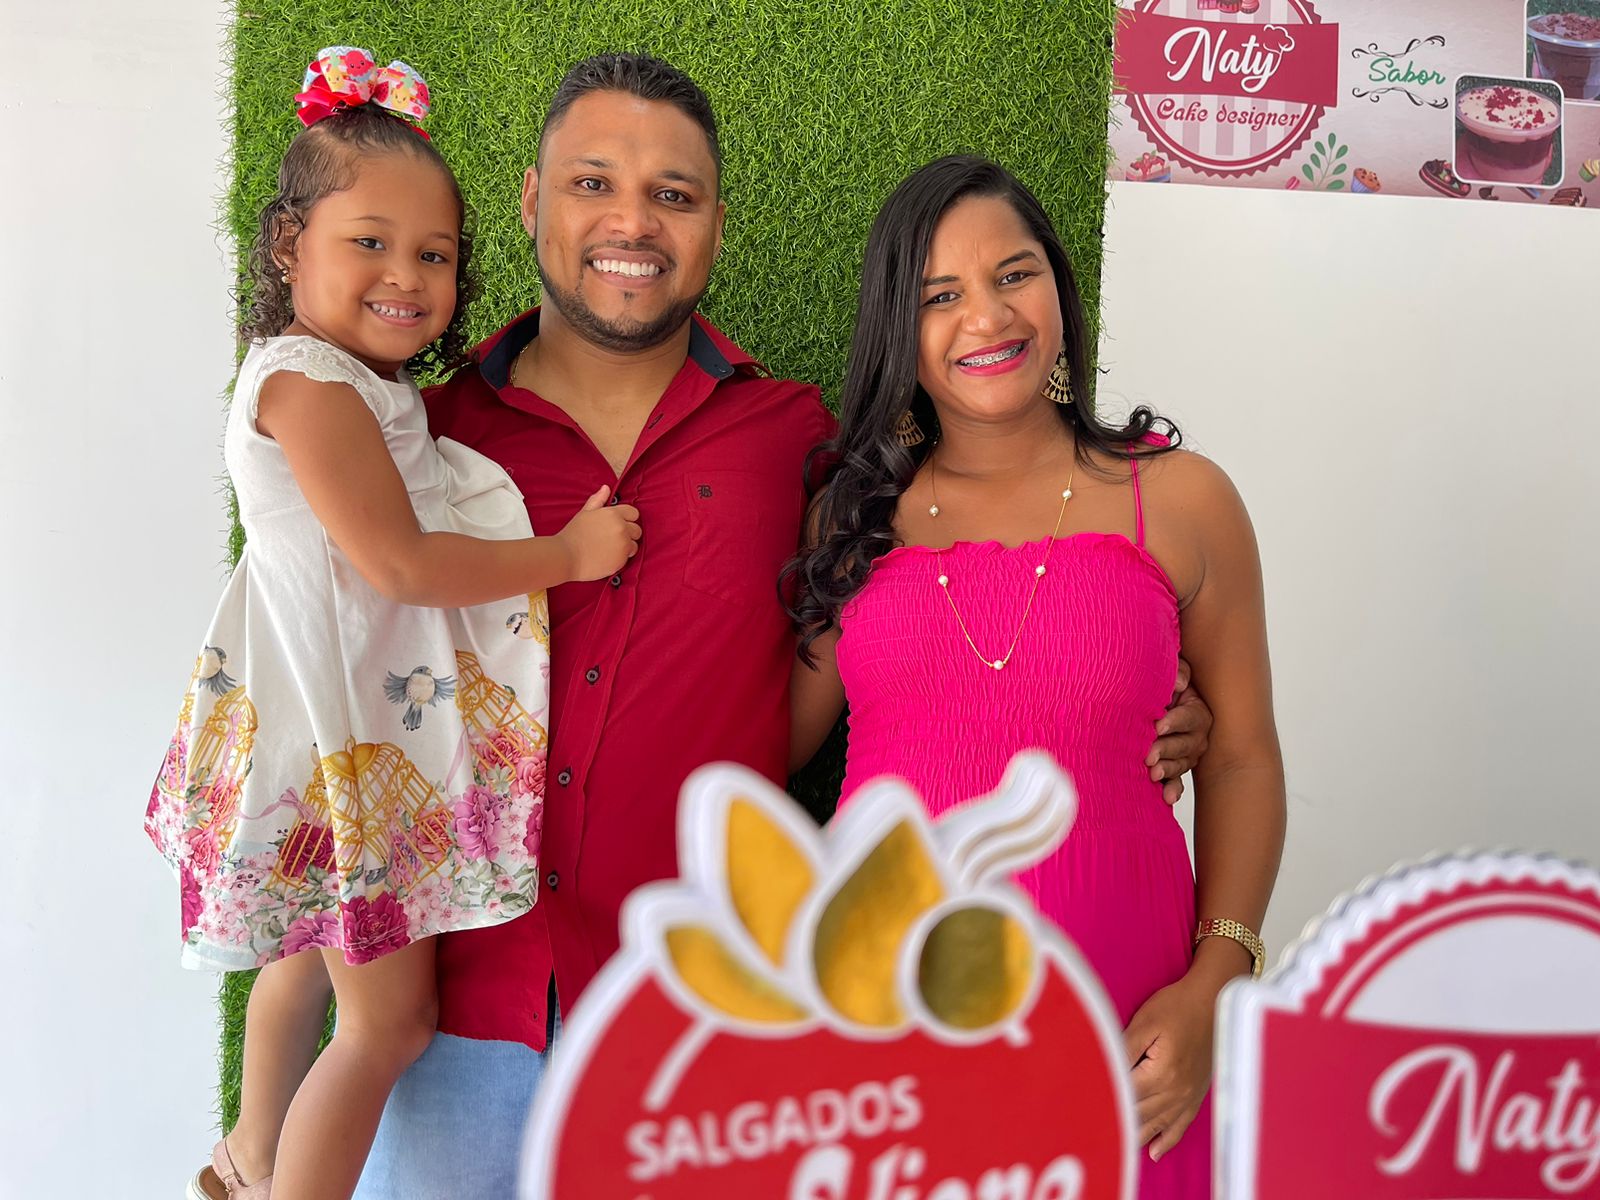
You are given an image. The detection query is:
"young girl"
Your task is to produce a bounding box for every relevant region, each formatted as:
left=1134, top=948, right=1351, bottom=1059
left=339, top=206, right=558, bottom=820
left=144, top=48, right=640, bottom=1200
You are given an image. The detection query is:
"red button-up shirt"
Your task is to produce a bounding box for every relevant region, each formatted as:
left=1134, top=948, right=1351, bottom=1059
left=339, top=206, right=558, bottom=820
left=425, top=308, right=834, bottom=1049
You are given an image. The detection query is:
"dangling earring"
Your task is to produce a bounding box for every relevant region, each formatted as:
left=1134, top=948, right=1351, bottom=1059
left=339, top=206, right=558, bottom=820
left=894, top=409, right=926, bottom=448
left=1043, top=349, right=1074, bottom=405
left=280, top=270, right=291, bottom=284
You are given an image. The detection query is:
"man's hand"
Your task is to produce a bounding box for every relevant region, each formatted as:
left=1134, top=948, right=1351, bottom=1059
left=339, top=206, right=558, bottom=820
left=1146, top=656, right=1211, bottom=805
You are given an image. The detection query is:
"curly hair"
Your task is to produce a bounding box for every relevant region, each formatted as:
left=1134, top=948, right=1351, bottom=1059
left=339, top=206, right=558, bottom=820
left=784, top=156, right=1180, bottom=665
left=239, top=104, right=478, bottom=376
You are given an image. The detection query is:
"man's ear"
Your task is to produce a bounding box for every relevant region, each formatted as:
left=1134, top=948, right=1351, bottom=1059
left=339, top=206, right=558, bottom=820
left=521, top=166, right=540, bottom=244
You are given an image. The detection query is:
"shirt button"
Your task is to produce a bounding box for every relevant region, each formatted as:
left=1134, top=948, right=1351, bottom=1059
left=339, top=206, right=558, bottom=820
left=609, top=574, right=622, bottom=588
left=607, top=493, right=620, bottom=506
left=545, top=871, right=560, bottom=890
left=557, top=768, right=572, bottom=787
left=585, top=666, right=601, bottom=684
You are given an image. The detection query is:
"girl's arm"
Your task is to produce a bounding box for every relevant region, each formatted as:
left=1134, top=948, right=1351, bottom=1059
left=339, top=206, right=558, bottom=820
left=257, top=372, right=640, bottom=607
left=790, top=627, right=846, bottom=774
left=1123, top=452, right=1286, bottom=1162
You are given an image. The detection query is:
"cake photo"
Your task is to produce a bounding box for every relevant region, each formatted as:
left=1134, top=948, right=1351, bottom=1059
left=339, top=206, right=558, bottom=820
left=1528, top=11, right=1600, bottom=101
left=1454, top=82, right=1563, bottom=185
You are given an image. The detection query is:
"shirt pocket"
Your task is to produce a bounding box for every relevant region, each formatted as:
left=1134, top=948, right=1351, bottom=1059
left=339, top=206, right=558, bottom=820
left=680, top=470, right=793, bottom=610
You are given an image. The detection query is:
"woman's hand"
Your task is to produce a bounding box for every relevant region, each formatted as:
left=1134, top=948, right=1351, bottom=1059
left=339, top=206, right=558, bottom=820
left=1146, top=656, right=1212, bottom=805
left=1123, top=973, right=1219, bottom=1162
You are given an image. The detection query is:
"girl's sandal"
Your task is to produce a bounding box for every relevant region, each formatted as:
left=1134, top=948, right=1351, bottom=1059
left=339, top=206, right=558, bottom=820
left=186, top=1138, right=272, bottom=1199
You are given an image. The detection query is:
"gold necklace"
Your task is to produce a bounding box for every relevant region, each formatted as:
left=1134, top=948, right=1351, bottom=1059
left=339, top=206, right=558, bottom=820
left=926, top=453, right=1075, bottom=672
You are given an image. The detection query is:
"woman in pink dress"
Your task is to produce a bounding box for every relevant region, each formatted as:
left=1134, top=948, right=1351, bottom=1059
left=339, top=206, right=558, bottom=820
left=787, top=157, right=1285, bottom=1198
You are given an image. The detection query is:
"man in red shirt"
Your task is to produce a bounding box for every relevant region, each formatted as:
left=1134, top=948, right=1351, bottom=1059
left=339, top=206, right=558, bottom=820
left=355, top=54, right=1208, bottom=1198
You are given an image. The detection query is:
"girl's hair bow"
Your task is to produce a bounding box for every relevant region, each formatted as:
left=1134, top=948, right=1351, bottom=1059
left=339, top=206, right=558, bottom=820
left=294, top=45, right=431, bottom=137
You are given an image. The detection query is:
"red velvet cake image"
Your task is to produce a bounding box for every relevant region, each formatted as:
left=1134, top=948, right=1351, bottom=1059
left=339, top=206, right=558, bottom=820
left=1454, top=81, right=1564, bottom=186
left=1528, top=10, right=1600, bottom=101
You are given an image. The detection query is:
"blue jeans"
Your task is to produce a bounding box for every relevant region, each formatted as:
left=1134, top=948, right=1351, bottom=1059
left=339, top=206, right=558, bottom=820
left=353, top=1010, right=560, bottom=1200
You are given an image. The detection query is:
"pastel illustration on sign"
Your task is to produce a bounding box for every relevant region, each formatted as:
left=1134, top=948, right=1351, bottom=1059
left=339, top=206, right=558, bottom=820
left=1215, top=852, right=1600, bottom=1199
left=519, top=752, right=1137, bottom=1199
left=1292, top=131, right=1349, bottom=190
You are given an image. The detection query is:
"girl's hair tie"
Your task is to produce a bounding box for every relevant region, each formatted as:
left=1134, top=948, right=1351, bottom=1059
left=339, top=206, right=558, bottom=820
left=294, top=45, right=431, bottom=138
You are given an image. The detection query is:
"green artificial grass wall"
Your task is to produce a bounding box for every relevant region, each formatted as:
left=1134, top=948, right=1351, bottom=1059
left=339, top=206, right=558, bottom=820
left=218, top=0, right=1116, bottom=1128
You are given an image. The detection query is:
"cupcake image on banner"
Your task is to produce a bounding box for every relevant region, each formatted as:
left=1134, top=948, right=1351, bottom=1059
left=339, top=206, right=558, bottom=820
left=1452, top=74, right=1566, bottom=187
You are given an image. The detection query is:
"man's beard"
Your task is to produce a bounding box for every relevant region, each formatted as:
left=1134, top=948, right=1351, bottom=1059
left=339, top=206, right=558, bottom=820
left=536, top=248, right=705, bottom=354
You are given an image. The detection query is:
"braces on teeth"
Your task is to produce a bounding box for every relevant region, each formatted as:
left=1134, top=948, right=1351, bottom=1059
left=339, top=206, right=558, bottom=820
left=960, top=344, right=1024, bottom=367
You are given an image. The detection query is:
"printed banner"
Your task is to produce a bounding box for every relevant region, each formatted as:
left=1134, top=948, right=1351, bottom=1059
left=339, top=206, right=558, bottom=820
left=1215, top=853, right=1600, bottom=1199
left=1111, top=0, right=1600, bottom=208
left=518, top=753, right=1137, bottom=1199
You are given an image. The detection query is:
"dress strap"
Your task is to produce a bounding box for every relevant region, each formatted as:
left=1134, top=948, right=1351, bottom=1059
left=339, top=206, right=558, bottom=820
left=1127, top=430, right=1170, bottom=548
left=1129, top=451, right=1147, bottom=547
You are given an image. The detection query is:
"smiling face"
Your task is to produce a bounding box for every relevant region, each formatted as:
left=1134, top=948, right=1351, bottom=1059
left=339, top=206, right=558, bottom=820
left=525, top=89, right=725, bottom=352
left=281, top=149, right=460, bottom=376
left=916, top=194, right=1065, bottom=427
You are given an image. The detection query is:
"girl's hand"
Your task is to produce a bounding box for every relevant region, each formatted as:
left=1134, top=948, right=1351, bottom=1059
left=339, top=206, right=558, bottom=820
left=1123, top=974, right=1218, bottom=1162
left=555, top=486, right=642, bottom=582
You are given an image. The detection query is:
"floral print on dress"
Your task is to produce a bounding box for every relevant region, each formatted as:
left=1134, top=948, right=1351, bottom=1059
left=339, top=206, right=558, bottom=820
left=147, top=648, right=548, bottom=968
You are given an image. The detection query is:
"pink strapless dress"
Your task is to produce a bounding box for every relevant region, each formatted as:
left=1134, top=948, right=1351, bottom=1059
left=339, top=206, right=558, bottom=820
left=835, top=474, right=1210, bottom=1197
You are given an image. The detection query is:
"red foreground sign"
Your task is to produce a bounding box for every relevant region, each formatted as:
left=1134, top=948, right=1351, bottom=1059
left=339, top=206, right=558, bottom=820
left=518, top=753, right=1137, bottom=1199
left=1216, top=854, right=1600, bottom=1199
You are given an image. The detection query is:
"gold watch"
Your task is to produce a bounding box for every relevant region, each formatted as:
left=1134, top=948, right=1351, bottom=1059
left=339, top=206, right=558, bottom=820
left=1194, top=918, right=1265, bottom=979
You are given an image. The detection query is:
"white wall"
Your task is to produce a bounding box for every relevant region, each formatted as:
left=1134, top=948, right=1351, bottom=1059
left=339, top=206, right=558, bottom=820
left=1097, top=181, right=1600, bottom=960
left=3, top=7, right=1597, bottom=1196
left=1, top=4, right=236, bottom=1196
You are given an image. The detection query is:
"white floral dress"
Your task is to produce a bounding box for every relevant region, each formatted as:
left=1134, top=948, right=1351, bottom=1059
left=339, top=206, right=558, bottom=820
left=145, top=336, right=551, bottom=970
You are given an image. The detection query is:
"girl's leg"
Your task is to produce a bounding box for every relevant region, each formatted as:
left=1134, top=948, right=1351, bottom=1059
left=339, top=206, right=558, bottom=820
left=270, top=937, right=438, bottom=1200
left=226, top=949, right=335, bottom=1184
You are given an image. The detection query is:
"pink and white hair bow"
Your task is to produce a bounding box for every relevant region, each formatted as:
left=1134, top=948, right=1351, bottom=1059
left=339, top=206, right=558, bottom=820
left=295, top=45, right=431, bottom=137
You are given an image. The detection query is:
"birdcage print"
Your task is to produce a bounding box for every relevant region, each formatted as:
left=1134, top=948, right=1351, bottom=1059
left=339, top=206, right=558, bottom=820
left=454, top=650, right=548, bottom=775
left=270, top=754, right=334, bottom=889
left=389, top=803, right=453, bottom=890
left=320, top=738, right=447, bottom=884
left=188, top=684, right=259, bottom=849
left=163, top=690, right=196, bottom=790
left=529, top=590, right=551, bottom=648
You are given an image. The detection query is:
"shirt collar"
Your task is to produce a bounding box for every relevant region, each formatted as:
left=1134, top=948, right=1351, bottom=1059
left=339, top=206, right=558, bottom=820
left=472, top=306, right=760, bottom=391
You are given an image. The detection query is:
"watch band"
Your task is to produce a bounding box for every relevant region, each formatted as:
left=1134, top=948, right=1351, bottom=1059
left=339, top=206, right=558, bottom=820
left=1194, top=917, right=1265, bottom=979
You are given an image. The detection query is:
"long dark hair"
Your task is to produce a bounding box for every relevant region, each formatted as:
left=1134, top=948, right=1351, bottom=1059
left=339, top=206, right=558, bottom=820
left=239, top=104, right=478, bottom=376
left=785, top=155, right=1178, bottom=663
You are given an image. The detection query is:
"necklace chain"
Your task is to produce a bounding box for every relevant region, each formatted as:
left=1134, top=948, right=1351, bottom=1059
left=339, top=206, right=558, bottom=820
left=928, top=452, right=1075, bottom=672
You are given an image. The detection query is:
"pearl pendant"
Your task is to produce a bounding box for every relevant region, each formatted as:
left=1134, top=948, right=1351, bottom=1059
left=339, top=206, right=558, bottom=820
left=929, top=504, right=940, bottom=517
left=937, top=574, right=949, bottom=587
left=1035, top=564, right=1047, bottom=577
left=1063, top=488, right=1073, bottom=500
left=992, top=659, right=1005, bottom=670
